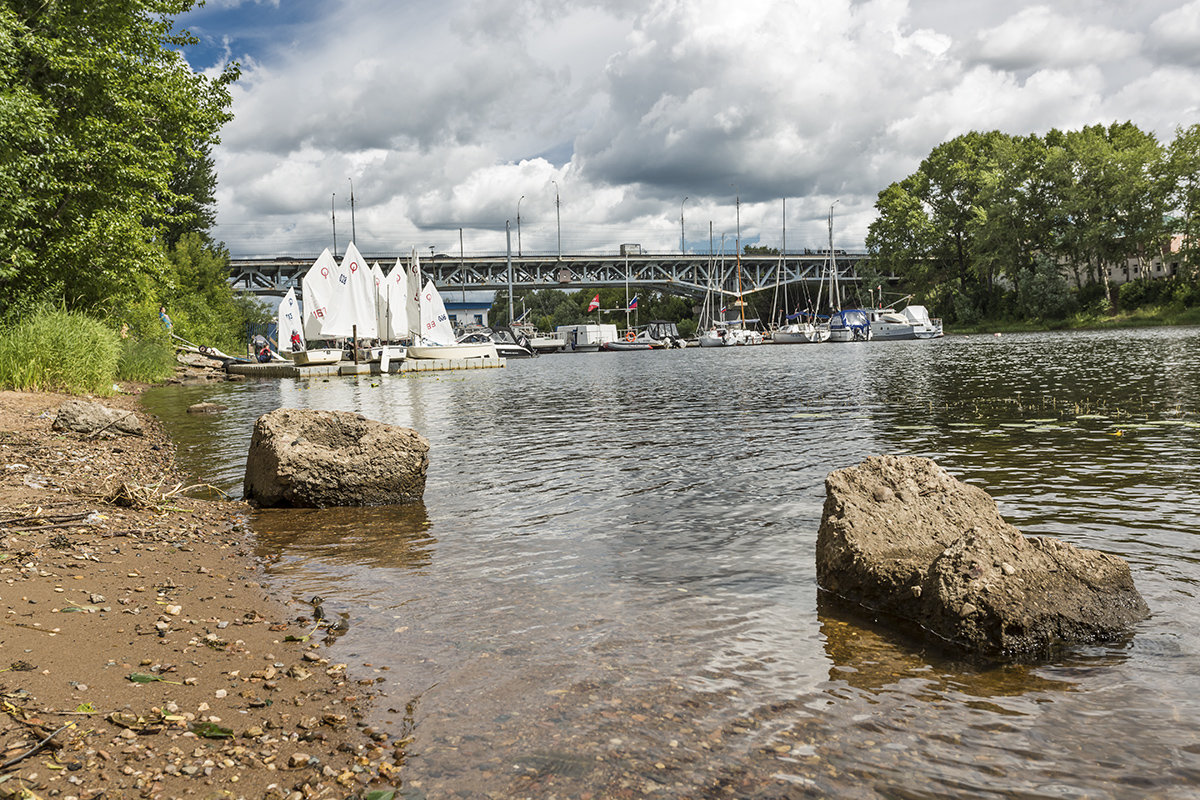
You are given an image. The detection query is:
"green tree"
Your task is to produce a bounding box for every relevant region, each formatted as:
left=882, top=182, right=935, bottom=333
left=866, top=130, right=1013, bottom=321
left=1165, top=124, right=1200, bottom=281
left=158, top=143, right=219, bottom=249
left=1052, top=124, right=1166, bottom=299
left=0, top=0, right=237, bottom=318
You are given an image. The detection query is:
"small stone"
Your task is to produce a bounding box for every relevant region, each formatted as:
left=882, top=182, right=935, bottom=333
left=288, top=752, right=311, bottom=768
left=872, top=486, right=894, bottom=503
left=1001, top=562, right=1016, bottom=576
left=961, top=602, right=978, bottom=616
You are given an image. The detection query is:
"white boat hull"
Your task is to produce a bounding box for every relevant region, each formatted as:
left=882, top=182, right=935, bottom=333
left=357, top=345, right=407, bottom=362
left=293, top=348, right=343, bottom=365
left=828, top=328, right=872, bottom=343
left=868, top=323, right=916, bottom=341
left=406, top=342, right=500, bottom=360
left=774, top=324, right=830, bottom=344
left=530, top=337, right=566, bottom=353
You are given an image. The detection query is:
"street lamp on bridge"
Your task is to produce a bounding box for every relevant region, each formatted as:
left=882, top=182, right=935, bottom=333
left=517, top=195, right=524, bottom=257
left=551, top=179, right=561, bottom=261
left=680, top=196, right=688, bottom=255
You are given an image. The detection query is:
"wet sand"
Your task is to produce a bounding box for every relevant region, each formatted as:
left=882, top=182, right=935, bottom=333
left=0, top=388, right=399, bottom=799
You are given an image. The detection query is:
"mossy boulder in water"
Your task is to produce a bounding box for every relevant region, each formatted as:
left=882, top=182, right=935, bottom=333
left=243, top=408, right=429, bottom=507
left=816, top=455, right=1149, bottom=659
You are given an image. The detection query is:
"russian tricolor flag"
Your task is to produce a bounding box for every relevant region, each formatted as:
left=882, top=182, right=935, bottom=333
left=628, top=296, right=638, bottom=310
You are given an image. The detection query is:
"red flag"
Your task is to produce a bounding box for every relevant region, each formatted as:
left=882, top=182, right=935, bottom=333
left=587, top=293, right=600, bottom=312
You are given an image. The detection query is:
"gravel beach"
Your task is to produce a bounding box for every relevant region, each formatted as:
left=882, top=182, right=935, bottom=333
left=0, top=388, right=399, bottom=799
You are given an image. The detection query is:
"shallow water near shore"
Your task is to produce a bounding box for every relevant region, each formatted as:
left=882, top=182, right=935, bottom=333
left=144, top=327, right=1200, bottom=798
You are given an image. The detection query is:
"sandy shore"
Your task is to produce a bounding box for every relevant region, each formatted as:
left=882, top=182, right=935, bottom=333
left=0, top=388, right=400, bottom=799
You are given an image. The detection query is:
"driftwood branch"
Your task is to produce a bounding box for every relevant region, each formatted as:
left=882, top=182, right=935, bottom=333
left=0, top=723, right=72, bottom=771
left=0, top=512, right=92, bottom=531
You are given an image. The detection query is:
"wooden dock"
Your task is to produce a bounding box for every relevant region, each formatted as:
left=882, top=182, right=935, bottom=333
left=227, top=357, right=505, bottom=379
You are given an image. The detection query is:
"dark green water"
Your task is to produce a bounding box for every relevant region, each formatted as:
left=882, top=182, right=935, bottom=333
left=143, top=327, right=1200, bottom=799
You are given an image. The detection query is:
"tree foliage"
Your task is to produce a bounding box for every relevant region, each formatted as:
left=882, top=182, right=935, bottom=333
left=0, top=0, right=237, bottom=318
left=866, top=123, right=1195, bottom=323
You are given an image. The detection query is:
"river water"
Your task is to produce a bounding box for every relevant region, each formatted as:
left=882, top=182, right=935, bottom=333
left=143, top=327, right=1200, bottom=799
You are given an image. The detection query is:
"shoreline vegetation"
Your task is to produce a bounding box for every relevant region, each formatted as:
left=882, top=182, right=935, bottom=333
left=0, top=386, right=402, bottom=800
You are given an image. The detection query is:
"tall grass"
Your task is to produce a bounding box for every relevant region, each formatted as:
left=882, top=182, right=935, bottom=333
left=116, top=338, right=176, bottom=383
left=0, top=308, right=121, bottom=395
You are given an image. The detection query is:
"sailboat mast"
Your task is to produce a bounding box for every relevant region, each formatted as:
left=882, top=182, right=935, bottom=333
left=735, top=194, right=744, bottom=327
left=780, top=198, right=787, bottom=326
left=625, top=252, right=630, bottom=331
left=828, top=201, right=839, bottom=310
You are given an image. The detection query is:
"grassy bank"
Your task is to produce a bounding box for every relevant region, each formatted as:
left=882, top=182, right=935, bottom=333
left=951, top=304, right=1200, bottom=335
left=0, top=308, right=177, bottom=395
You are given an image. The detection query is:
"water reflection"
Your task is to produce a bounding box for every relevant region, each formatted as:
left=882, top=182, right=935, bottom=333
left=253, top=505, right=434, bottom=572
left=141, top=327, right=1200, bottom=799
left=817, top=592, right=1114, bottom=695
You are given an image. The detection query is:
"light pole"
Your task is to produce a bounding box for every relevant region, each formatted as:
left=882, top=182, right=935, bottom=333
left=680, top=196, right=688, bottom=255
left=551, top=179, right=561, bottom=261
left=331, top=192, right=337, bottom=258
left=517, top=195, right=525, bottom=257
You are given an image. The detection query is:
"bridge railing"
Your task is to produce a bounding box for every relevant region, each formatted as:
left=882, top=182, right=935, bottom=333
left=229, top=251, right=871, bottom=299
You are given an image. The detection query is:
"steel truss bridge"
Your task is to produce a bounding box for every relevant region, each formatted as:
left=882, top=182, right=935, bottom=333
left=229, top=251, right=872, bottom=302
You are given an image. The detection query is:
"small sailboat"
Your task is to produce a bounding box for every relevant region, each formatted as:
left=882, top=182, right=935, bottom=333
left=376, top=258, right=409, bottom=368
left=277, top=287, right=306, bottom=358
left=341, top=242, right=379, bottom=359
left=821, top=205, right=871, bottom=343
left=406, top=279, right=499, bottom=360
left=296, top=248, right=345, bottom=365
left=774, top=313, right=831, bottom=343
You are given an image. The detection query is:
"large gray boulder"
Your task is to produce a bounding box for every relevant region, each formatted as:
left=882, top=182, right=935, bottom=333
left=243, top=408, right=429, bottom=507
left=816, top=455, right=1149, bottom=659
left=52, top=400, right=143, bottom=437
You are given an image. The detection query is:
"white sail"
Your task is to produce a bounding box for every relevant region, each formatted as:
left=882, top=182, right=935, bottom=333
left=300, top=248, right=347, bottom=339
left=406, top=249, right=422, bottom=341
left=277, top=287, right=305, bottom=350
left=340, top=242, right=378, bottom=339
left=383, top=259, right=409, bottom=341
left=418, top=279, right=456, bottom=345
left=370, top=262, right=387, bottom=338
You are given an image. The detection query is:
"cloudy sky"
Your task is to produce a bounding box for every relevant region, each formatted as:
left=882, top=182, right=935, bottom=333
left=178, top=0, right=1200, bottom=259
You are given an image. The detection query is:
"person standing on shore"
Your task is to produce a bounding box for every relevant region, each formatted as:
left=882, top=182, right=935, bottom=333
left=159, top=306, right=172, bottom=333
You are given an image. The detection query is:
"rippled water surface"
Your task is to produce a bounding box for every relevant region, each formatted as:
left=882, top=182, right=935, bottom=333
left=143, top=328, right=1200, bottom=799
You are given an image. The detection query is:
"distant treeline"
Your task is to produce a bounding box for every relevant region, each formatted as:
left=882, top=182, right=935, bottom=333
left=866, top=123, right=1200, bottom=326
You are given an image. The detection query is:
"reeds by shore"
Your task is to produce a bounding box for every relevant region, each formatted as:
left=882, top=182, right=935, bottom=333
left=0, top=308, right=175, bottom=395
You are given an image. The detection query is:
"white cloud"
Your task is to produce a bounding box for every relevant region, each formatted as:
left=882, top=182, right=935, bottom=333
left=970, top=6, right=1142, bottom=70
left=193, top=0, right=1200, bottom=257
left=1150, top=0, right=1200, bottom=65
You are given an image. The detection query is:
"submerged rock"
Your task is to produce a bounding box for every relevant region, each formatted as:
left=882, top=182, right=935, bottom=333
left=816, top=455, right=1148, bottom=659
left=187, top=402, right=227, bottom=414
left=52, top=399, right=143, bottom=437
left=243, top=408, right=429, bottom=507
